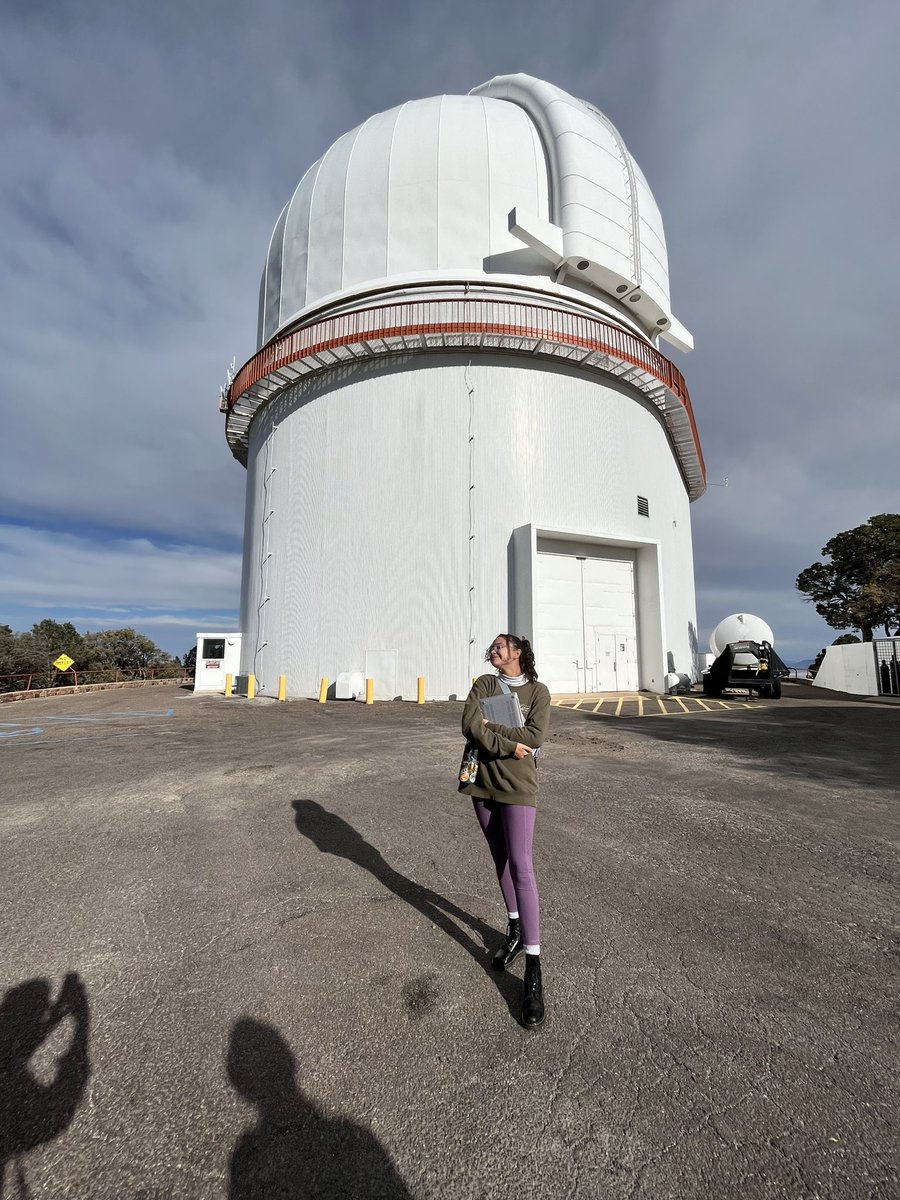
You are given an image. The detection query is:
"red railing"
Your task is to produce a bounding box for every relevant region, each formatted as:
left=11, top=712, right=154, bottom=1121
left=0, top=666, right=187, bottom=694
left=226, top=297, right=705, bottom=482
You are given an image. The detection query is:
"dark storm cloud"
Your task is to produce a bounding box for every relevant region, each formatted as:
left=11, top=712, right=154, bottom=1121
left=1, top=0, right=897, bottom=656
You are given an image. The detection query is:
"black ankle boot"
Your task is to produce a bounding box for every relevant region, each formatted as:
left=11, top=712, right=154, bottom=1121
left=522, top=953, right=544, bottom=1028
left=491, top=918, right=523, bottom=971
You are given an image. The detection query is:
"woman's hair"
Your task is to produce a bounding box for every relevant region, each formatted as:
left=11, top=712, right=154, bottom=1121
left=484, top=634, right=538, bottom=682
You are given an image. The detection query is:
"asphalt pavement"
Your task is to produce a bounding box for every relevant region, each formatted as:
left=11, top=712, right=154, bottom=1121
left=1, top=682, right=897, bottom=1198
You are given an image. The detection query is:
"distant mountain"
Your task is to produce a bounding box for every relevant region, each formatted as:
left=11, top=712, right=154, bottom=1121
left=786, top=659, right=813, bottom=670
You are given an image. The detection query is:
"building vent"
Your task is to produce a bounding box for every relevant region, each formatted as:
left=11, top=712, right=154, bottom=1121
left=637, top=495, right=650, bottom=517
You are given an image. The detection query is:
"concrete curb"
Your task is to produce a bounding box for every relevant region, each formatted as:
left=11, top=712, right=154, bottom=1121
left=0, top=678, right=187, bottom=704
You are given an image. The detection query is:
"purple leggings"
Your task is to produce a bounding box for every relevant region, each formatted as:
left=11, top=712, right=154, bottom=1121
left=472, top=799, right=540, bottom=945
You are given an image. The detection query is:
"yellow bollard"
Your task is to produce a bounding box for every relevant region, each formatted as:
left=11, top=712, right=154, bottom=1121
left=247, top=674, right=256, bottom=700
left=365, top=678, right=374, bottom=705
left=224, top=673, right=233, bottom=698
left=417, top=676, right=425, bottom=704
left=278, top=674, right=286, bottom=702
left=318, top=677, right=328, bottom=704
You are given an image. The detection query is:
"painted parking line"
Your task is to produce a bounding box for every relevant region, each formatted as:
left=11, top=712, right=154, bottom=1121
left=8, top=729, right=183, bottom=750
left=36, top=709, right=175, bottom=724
left=0, top=723, right=43, bottom=738
left=0, top=708, right=176, bottom=747
left=551, top=695, right=760, bottom=719
left=107, top=709, right=175, bottom=717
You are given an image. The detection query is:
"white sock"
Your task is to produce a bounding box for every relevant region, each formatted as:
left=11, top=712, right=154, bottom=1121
left=507, top=910, right=519, bottom=920
left=524, top=943, right=540, bottom=955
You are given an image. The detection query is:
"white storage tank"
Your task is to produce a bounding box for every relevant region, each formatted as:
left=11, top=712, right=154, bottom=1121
left=709, top=614, right=776, bottom=656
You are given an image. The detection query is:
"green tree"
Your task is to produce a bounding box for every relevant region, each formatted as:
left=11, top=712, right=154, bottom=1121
left=0, top=625, right=19, bottom=684
left=26, top=620, right=86, bottom=684
left=82, top=628, right=174, bottom=675
left=30, top=619, right=83, bottom=653
left=1, top=624, right=76, bottom=688
left=796, top=514, right=900, bottom=641
left=0, top=622, right=176, bottom=691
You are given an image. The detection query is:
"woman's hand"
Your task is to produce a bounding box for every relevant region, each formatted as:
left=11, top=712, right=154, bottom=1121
left=513, top=743, right=530, bottom=760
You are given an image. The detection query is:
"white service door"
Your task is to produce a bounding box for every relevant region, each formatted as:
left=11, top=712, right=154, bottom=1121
left=535, top=553, right=584, bottom=694
left=198, top=656, right=225, bottom=691
left=536, top=553, right=639, bottom=693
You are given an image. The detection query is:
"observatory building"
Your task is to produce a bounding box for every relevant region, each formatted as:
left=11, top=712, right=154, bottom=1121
left=223, top=73, right=705, bottom=699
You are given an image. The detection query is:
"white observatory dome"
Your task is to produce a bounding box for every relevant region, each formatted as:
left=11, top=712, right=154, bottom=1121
left=226, top=73, right=705, bottom=702
left=258, top=74, right=691, bottom=352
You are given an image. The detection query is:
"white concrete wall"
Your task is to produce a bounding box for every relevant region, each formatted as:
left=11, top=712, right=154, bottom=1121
left=814, top=643, right=879, bottom=696
left=239, top=352, right=697, bottom=699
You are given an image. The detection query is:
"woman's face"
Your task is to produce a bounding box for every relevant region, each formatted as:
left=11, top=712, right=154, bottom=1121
left=488, top=636, right=522, bottom=674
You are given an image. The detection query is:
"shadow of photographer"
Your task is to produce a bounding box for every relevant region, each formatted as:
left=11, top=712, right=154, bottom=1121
left=227, top=1017, right=413, bottom=1199
left=291, top=798, right=521, bottom=1015
left=0, top=973, right=91, bottom=1197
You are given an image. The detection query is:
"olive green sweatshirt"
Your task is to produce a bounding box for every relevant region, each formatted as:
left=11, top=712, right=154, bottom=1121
left=458, top=673, right=551, bottom=805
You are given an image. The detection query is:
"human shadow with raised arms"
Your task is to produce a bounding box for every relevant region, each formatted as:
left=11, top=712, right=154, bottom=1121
left=0, top=973, right=90, bottom=1198
left=291, top=799, right=521, bottom=1014
left=227, top=1017, right=413, bottom=1199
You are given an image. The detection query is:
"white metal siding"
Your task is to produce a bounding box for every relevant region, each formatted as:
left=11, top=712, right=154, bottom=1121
left=239, top=353, right=696, bottom=699
left=471, top=75, right=672, bottom=313
left=342, top=109, right=393, bottom=293
left=261, top=95, right=556, bottom=341
left=306, top=129, right=356, bottom=306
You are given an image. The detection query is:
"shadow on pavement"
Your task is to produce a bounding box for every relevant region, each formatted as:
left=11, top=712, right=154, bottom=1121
left=0, top=973, right=91, bottom=1197
left=571, top=683, right=900, bottom=792
left=291, top=799, right=522, bottom=1017
left=227, top=1017, right=413, bottom=1199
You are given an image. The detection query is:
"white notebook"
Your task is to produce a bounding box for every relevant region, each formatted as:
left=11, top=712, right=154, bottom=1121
left=479, top=692, right=525, bottom=727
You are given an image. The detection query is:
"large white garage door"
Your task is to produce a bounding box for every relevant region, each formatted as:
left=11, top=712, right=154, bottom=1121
left=536, top=552, right=639, bottom=693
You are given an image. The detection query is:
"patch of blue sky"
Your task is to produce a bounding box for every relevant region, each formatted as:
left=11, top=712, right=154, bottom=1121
left=0, top=514, right=242, bottom=555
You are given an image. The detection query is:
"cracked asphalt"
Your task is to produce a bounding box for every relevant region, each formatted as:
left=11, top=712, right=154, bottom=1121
left=1, top=682, right=897, bottom=1198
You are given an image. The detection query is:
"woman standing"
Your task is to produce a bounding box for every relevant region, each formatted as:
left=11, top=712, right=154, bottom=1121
left=459, top=634, right=551, bottom=1027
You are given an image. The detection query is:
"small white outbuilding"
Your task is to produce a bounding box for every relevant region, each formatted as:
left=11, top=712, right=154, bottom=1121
left=223, top=74, right=706, bottom=699
left=193, top=632, right=242, bottom=694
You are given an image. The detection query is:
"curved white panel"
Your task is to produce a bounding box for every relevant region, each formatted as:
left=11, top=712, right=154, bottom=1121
left=239, top=355, right=698, bottom=700
left=256, top=77, right=686, bottom=346
left=470, top=73, right=686, bottom=338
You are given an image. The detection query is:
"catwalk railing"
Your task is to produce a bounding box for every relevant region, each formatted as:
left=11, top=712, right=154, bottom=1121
left=224, top=296, right=706, bottom=493
left=0, top=666, right=188, bottom=693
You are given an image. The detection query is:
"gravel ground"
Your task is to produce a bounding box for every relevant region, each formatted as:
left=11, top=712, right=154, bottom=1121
left=0, top=681, right=897, bottom=1199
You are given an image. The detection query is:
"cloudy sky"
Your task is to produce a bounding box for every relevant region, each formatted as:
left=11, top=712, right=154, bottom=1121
left=2, top=0, right=897, bottom=663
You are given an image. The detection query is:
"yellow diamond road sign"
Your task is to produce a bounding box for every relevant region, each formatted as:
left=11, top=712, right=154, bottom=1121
left=53, top=654, right=74, bottom=672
